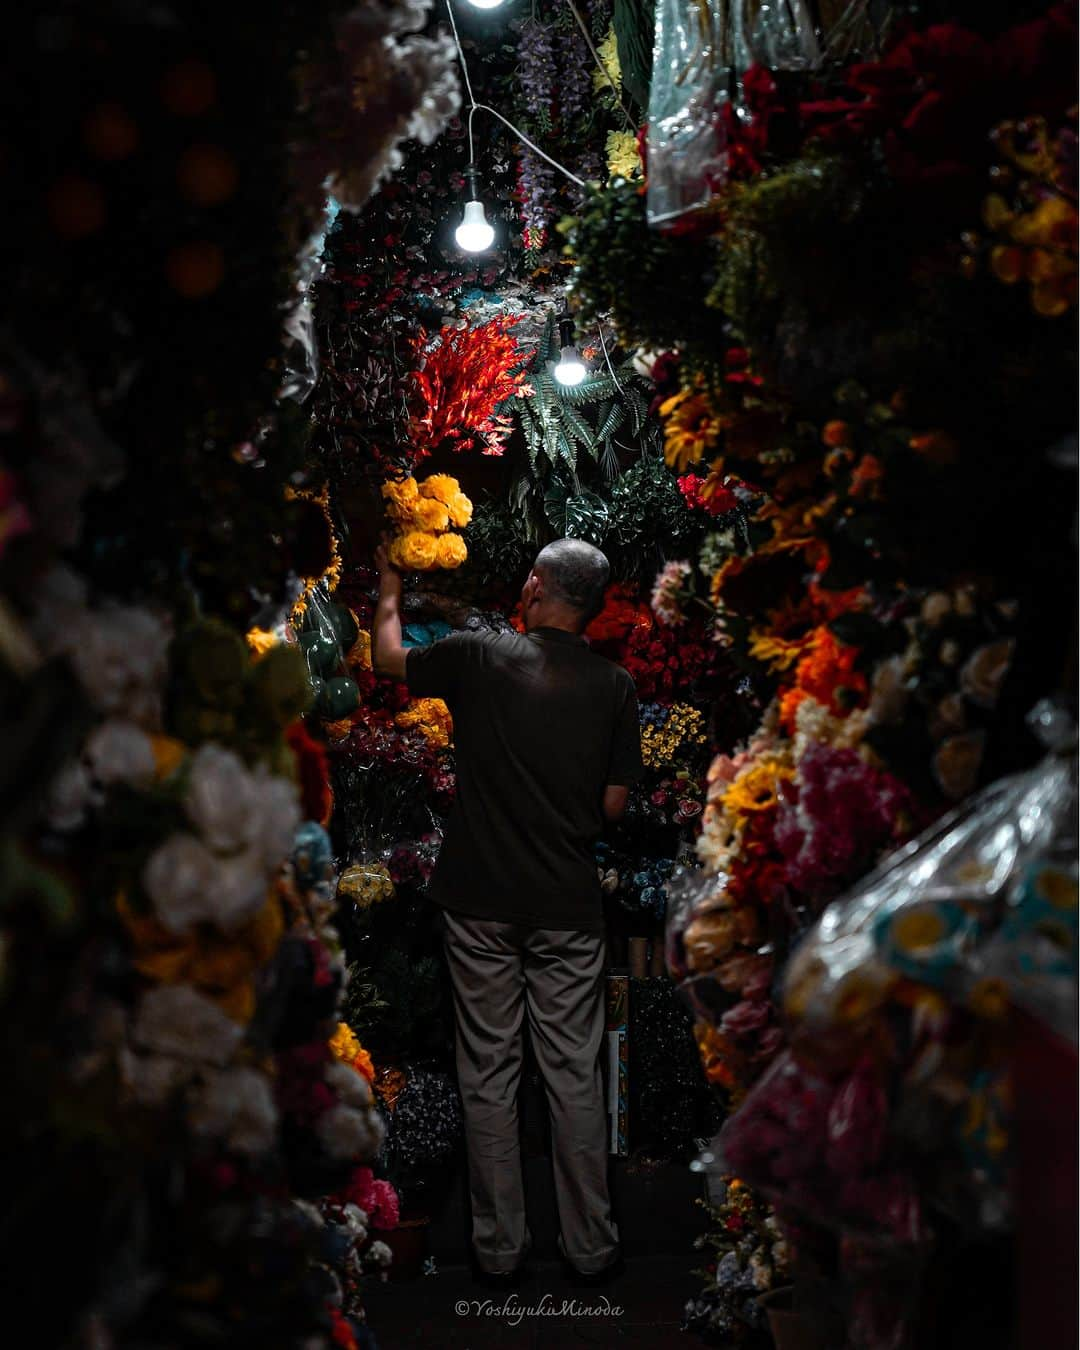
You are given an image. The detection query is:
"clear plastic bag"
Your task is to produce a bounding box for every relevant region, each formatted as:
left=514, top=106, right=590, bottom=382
left=646, top=0, right=731, bottom=227
left=782, top=745, right=1077, bottom=1047
left=646, top=0, right=824, bottom=227
left=744, top=0, right=820, bottom=71
left=295, top=581, right=362, bottom=721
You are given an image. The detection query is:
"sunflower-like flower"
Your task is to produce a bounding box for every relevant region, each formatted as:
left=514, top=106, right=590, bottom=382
left=722, top=757, right=795, bottom=819
left=658, top=388, right=725, bottom=472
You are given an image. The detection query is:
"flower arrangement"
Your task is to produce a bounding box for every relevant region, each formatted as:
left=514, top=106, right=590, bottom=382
left=683, top=1177, right=790, bottom=1343
left=383, top=472, right=472, bottom=571
left=330, top=1021, right=376, bottom=1086
left=409, top=317, right=527, bottom=458
left=394, top=696, right=453, bottom=749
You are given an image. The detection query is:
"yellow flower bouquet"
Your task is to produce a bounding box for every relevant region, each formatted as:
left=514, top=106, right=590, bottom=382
left=381, top=473, right=472, bottom=572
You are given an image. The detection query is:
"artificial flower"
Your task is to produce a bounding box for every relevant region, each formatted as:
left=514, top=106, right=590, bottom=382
left=382, top=474, right=420, bottom=520
left=409, top=496, right=450, bottom=531
left=722, top=757, right=794, bottom=821
left=434, top=532, right=468, bottom=569
left=131, top=984, right=245, bottom=1065
left=651, top=559, right=694, bottom=626
left=417, top=473, right=460, bottom=506
left=316, top=1102, right=385, bottom=1160
left=659, top=388, right=725, bottom=472
left=188, top=1065, right=279, bottom=1157
left=606, top=129, right=641, bottom=180
left=394, top=696, right=453, bottom=748
left=446, top=490, right=473, bottom=528
left=388, top=529, right=439, bottom=571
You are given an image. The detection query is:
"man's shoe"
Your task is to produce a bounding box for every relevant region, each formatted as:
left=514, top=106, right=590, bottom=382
left=559, top=1252, right=626, bottom=1288
left=469, top=1257, right=525, bottom=1290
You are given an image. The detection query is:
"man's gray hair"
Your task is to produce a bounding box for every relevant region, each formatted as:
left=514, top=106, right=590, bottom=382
left=534, top=539, right=610, bottom=623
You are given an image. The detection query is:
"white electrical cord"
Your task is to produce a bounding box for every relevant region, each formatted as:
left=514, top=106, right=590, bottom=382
left=446, top=0, right=588, bottom=187
left=566, top=0, right=637, bottom=133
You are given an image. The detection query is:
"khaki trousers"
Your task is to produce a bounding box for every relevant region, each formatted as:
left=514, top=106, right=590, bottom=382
left=440, top=908, right=621, bottom=1275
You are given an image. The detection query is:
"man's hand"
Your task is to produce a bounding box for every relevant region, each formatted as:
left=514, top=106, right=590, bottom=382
left=375, top=534, right=403, bottom=595
left=371, top=533, right=407, bottom=681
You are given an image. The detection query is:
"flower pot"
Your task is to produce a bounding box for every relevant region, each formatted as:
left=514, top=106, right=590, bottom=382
left=374, top=1215, right=430, bottom=1281
left=757, top=1287, right=828, bottom=1350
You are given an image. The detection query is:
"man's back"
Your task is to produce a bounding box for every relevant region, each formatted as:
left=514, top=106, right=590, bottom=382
left=406, top=625, right=642, bottom=931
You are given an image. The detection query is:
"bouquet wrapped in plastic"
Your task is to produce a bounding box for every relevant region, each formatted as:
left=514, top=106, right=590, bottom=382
left=720, top=703, right=1077, bottom=1243
left=646, top=0, right=821, bottom=227
left=296, top=580, right=363, bottom=720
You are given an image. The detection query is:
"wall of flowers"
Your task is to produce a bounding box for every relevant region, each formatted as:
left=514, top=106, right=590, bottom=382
left=3, top=0, right=1075, bottom=1346
left=304, top=0, right=1076, bottom=1345
left=0, top=1, right=468, bottom=1346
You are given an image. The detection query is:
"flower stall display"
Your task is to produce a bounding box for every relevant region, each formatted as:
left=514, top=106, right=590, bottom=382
left=553, top=2, right=1080, bottom=1341
left=683, top=1177, right=791, bottom=1347
left=383, top=472, right=473, bottom=572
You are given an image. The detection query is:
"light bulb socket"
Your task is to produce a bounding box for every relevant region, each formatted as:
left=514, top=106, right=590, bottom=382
left=558, top=317, right=576, bottom=349
left=465, top=165, right=480, bottom=198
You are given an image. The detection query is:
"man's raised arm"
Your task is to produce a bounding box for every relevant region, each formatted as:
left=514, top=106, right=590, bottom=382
left=371, top=539, right=408, bottom=682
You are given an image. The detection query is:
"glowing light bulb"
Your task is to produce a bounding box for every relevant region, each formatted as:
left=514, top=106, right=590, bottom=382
left=466, top=0, right=506, bottom=8
left=454, top=199, right=495, bottom=252
left=554, top=344, right=587, bottom=386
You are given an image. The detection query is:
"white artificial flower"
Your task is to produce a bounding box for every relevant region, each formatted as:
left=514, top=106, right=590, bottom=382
left=85, top=719, right=156, bottom=787
left=46, top=758, right=94, bottom=831
left=188, top=1067, right=279, bottom=1157
left=132, top=985, right=244, bottom=1066
left=122, top=1050, right=190, bottom=1107
left=214, top=850, right=271, bottom=931
left=316, top=1103, right=385, bottom=1160
left=185, top=744, right=258, bottom=854
left=342, top=1203, right=369, bottom=1241
left=325, top=1058, right=373, bottom=1110
left=143, top=832, right=220, bottom=933
left=67, top=604, right=169, bottom=722
left=366, top=1240, right=393, bottom=1267
left=250, top=764, right=302, bottom=870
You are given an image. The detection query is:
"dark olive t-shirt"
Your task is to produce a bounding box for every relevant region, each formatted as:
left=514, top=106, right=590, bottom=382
left=405, top=625, right=643, bottom=932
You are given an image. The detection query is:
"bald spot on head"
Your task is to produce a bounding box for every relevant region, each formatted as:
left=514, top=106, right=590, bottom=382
left=534, top=538, right=611, bottom=626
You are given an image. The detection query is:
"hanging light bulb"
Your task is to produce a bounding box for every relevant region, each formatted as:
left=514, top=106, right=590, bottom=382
left=454, top=167, right=496, bottom=253
left=465, top=0, right=506, bottom=8
left=553, top=316, right=587, bottom=387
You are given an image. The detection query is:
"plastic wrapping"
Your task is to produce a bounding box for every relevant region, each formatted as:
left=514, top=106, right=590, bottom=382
left=743, top=0, right=820, bottom=71
left=718, top=736, right=1077, bottom=1246
left=646, top=0, right=731, bottom=226
left=296, top=581, right=362, bottom=720
left=782, top=748, right=1077, bottom=1050
left=646, top=0, right=823, bottom=227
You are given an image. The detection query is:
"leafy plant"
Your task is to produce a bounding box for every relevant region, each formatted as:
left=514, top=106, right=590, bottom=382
left=515, top=313, right=651, bottom=475
left=567, top=179, right=728, bottom=379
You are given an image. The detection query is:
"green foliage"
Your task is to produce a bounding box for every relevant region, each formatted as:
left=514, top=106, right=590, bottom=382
left=461, top=496, right=534, bottom=590
left=607, top=454, right=705, bottom=574
left=516, top=313, right=651, bottom=475
left=567, top=180, right=728, bottom=379
left=613, top=0, right=654, bottom=110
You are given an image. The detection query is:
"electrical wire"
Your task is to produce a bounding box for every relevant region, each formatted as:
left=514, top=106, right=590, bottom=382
left=597, top=322, right=626, bottom=394
left=446, top=0, right=587, bottom=187
left=565, top=0, right=637, bottom=133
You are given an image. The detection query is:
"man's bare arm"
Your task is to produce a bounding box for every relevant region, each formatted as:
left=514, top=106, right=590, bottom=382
left=371, top=539, right=408, bottom=681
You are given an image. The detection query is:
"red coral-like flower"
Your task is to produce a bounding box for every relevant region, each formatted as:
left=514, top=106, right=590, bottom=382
left=408, top=316, right=527, bottom=459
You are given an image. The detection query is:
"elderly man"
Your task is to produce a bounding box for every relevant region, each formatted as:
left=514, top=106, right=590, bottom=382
left=372, top=536, right=643, bottom=1289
